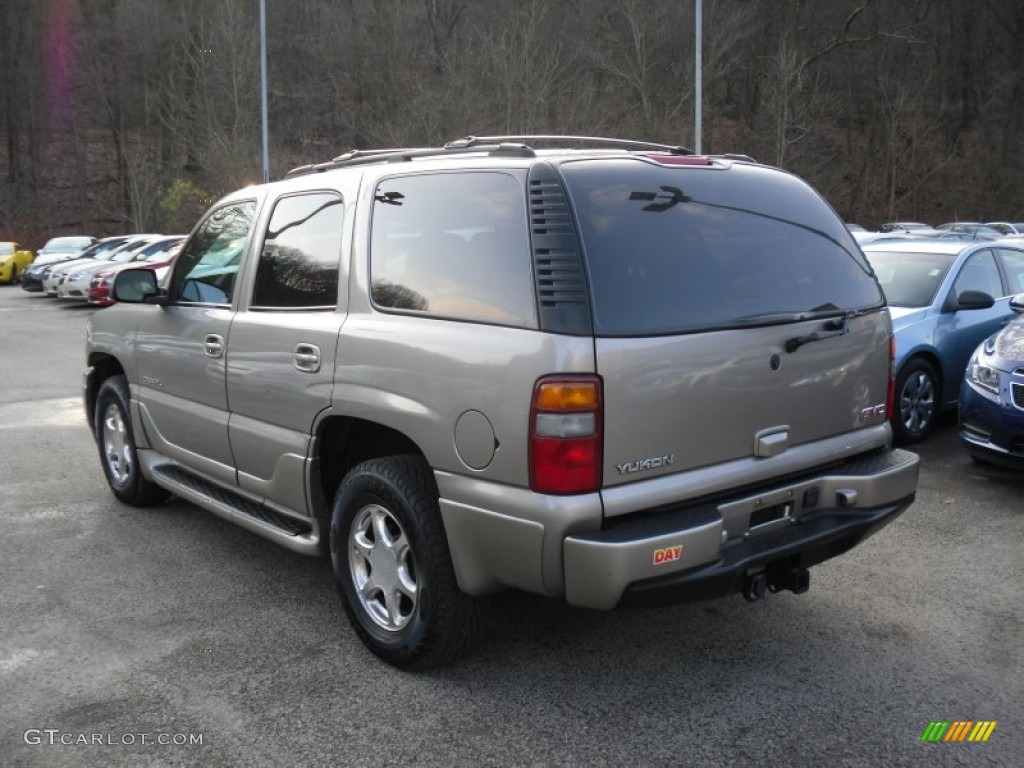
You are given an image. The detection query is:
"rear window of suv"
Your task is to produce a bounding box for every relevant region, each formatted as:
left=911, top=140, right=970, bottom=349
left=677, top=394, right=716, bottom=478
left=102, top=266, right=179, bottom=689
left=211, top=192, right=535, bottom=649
left=560, top=159, right=883, bottom=336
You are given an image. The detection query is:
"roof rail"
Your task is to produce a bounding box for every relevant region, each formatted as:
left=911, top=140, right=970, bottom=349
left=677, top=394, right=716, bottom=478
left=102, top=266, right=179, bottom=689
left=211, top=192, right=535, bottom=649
left=283, top=135, right=700, bottom=179
left=445, top=135, right=694, bottom=155
left=283, top=142, right=537, bottom=179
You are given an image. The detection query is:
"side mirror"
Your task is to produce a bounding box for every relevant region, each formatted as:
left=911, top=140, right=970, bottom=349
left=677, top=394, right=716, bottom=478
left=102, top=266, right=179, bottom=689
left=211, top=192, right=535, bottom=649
left=113, top=268, right=162, bottom=304
left=1010, top=292, right=1024, bottom=315
left=951, top=289, right=995, bottom=311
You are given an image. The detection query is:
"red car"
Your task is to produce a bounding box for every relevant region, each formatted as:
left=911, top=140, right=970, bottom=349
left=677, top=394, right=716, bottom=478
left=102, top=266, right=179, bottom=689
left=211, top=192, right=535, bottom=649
left=87, top=236, right=183, bottom=306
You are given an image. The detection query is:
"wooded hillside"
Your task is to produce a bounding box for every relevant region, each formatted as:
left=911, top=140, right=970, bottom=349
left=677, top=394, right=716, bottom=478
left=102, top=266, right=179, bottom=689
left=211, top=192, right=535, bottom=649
left=2, top=0, right=1022, bottom=246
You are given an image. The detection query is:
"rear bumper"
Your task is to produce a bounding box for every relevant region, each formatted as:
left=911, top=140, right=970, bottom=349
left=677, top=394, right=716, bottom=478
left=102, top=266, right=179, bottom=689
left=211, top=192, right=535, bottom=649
left=563, top=448, right=919, bottom=609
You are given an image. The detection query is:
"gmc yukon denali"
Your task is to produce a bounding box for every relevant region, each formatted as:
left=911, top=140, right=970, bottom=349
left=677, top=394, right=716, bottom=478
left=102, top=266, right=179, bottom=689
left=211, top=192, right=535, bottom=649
left=85, top=136, right=919, bottom=668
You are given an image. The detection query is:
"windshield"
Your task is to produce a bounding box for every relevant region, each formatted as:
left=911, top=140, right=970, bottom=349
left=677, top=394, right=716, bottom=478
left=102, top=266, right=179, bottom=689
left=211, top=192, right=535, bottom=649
left=862, top=250, right=956, bottom=308
left=0, top=244, right=13, bottom=255
left=43, top=237, right=92, bottom=252
left=141, top=239, right=182, bottom=261
left=78, top=239, right=130, bottom=260
left=560, top=159, right=883, bottom=335
left=111, top=242, right=154, bottom=262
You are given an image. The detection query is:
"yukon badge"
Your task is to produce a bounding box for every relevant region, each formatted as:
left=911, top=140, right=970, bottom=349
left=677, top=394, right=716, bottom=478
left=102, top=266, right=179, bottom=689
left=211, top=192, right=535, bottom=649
left=617, top=454, right=674, bottom=475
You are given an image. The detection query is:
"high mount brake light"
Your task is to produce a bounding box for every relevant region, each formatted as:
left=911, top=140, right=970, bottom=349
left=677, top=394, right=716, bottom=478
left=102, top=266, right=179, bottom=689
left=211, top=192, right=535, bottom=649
left=529, top=376, right=603, bottom=495
left=645, top=154, right=712, bottom=166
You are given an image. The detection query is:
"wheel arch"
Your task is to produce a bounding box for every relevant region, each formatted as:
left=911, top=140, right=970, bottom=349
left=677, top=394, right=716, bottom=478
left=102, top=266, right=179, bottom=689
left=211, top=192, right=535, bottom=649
left=84, top=353, right=126, bottom=437
left=311, top=415, right=428, bottom=521
left=897, top=348, right=945, bottom=404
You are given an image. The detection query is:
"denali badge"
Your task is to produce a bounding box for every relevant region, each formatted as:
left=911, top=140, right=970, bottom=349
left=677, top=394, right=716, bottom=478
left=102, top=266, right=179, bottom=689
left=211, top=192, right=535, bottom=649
left=617, top=454, right=674, bottom=475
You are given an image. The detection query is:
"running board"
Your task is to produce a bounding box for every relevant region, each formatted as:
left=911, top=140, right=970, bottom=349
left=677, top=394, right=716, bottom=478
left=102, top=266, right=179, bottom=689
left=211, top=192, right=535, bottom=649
left=147, top=461, right=322, bottom=556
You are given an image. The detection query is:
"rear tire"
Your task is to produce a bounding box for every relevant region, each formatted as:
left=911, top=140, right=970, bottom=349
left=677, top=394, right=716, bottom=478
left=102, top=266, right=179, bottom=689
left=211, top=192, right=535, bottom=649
left=329, top=455, right=478, bottom=669
left=892, top=358, right=940, bottom=444
left=94, top=375, right=168, bottom=506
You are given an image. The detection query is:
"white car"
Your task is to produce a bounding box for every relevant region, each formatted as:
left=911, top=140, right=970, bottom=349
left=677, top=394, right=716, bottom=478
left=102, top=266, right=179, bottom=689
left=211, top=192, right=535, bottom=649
left=32, top=235, right=96, bottom=266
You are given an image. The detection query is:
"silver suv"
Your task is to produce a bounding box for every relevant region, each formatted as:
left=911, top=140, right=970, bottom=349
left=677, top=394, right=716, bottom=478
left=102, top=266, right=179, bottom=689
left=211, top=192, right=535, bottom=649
left=85, top=136, right=919, bottom=668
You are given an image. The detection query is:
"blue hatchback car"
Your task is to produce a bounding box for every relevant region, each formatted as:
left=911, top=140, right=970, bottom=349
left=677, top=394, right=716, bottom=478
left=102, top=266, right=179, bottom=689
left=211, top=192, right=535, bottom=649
left=959, top=294, right=1024, bottom=467
left=861, top=240, right=1024, bottom=443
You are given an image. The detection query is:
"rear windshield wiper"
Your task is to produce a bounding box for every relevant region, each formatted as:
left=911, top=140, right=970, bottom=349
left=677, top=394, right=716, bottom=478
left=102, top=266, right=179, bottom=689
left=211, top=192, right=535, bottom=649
left=730, top=308, right=844, bottom=328
left=785, top=312, right=851, bottom=353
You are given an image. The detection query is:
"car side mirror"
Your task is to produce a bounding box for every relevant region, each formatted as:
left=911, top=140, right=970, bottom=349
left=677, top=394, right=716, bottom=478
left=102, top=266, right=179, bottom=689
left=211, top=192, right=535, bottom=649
left=1010, top=292, right=1024, bottom=315
left=951, top=289, right=995, bottom=311
left=113, top=268, right=163, bottom=304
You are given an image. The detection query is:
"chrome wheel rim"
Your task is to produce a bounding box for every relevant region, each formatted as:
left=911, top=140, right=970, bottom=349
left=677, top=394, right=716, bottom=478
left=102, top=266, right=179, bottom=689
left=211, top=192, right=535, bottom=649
left=348, top=503, right=418, bottom=631
left=101, top=402, right=132, bottom=484
left=900, top=371, right=935, bottom=434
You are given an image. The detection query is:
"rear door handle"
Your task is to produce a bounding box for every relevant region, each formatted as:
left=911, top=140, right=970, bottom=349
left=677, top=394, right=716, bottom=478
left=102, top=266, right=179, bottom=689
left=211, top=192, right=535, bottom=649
left=294, top=343, right=321, bottom=373
left=204, top=334, right=224, bottom=358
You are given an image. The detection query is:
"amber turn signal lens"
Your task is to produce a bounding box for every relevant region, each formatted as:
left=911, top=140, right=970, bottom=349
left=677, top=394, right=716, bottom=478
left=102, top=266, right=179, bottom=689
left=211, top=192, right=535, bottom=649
left=534, top=381, right=599, bottom=410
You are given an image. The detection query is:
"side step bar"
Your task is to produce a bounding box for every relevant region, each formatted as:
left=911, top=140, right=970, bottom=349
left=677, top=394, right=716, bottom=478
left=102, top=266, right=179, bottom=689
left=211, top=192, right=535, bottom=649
left=147, top=462, right=322, bottom=556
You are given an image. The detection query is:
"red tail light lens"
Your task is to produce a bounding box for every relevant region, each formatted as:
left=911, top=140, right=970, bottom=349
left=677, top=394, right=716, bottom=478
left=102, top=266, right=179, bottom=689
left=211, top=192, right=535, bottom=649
left=529, top=375, right=602, bottom=494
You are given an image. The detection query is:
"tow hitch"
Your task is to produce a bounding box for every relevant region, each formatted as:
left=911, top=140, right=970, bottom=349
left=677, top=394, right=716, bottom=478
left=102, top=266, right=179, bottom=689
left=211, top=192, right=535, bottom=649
left=742, top=567, right=810, bottom=602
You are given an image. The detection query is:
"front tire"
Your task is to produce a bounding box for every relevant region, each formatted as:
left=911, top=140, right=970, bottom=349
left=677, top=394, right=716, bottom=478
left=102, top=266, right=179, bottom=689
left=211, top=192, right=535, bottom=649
left=94, top=375, right=168, bottom=506
left=330, top=455, right=477, bottom=669
left=892, top=358, right=940, bottom=444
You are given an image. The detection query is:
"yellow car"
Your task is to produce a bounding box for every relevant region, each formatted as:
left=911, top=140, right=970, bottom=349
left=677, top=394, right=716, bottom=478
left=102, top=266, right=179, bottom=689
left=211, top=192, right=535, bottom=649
left=0, top=242, right=34, bottom=284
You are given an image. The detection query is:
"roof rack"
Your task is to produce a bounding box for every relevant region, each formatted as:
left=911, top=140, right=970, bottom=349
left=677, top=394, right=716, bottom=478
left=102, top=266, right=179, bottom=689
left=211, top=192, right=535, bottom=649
left=284, top=142, right=537, bottom=179
left=283, top=134, right=696, bottom=179
left=445, top=135, right=694, bottom=155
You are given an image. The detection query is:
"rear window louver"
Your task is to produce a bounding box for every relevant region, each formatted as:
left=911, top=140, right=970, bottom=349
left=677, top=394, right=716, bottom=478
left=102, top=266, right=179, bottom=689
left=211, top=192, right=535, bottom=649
left=528, top=163, right=593, bottom=335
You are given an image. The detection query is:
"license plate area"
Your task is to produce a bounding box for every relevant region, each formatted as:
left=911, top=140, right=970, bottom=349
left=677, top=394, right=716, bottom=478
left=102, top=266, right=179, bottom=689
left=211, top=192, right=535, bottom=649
left=718, top=486, right=805, bottom=541
left=747, top=501, right=792, bottom=533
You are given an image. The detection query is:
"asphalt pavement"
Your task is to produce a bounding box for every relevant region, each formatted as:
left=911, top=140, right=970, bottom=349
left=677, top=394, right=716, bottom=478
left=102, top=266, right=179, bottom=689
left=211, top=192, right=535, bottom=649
left=0, top=284, right=1021, bottom=767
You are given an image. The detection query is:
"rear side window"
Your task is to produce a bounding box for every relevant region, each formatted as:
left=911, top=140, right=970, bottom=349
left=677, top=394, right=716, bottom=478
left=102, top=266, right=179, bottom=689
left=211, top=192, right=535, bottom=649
left=952, top=250, right=1002, bottom=299
left=560, top=159, right=882, bottom=335
left=369, top=172, right=536, bottom=327
left=996, top=248, right=1024, bottom=295
left=252, top=192, right=343, bottom=309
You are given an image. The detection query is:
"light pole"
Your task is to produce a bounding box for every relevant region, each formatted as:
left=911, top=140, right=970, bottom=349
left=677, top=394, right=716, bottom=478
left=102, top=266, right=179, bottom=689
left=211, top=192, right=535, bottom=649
left=259, top=0, right=269, bottom=182
left=694, top=0, right=702, bottom=154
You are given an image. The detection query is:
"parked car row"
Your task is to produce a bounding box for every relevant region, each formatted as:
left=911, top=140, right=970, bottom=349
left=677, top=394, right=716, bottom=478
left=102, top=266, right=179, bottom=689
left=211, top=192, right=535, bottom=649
left=872, top=220, right=1024, bottom=237
left=20, top=233, right=183, bottom=306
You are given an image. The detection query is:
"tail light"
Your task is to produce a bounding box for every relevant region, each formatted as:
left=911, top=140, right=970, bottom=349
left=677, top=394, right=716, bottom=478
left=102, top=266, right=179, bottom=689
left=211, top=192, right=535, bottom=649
left=529, top=375, right=603, bottom=494
left=886, top=335, right=896, bottom=422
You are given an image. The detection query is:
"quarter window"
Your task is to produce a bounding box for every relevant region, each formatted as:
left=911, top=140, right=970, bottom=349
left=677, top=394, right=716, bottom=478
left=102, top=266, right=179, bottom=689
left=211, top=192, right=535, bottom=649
left=369, top=172, right=536, bottom=327
left=171, top=200, right=257, bottom=305
left=252, top=193, right=343, bottom=308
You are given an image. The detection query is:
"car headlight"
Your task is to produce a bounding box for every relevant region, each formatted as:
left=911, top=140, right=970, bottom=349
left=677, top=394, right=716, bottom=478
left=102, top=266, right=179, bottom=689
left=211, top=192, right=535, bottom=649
left=966, top=344, right=1001, bottom=396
